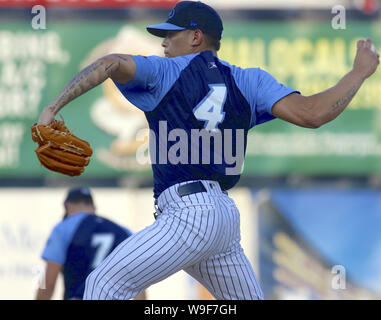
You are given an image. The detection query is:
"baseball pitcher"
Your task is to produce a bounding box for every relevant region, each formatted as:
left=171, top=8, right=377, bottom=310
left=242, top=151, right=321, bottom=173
left=34, top=1, right=379, bottom=299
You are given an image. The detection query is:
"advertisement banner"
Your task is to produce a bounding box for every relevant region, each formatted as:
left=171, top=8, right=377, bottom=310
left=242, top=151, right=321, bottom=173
left=0, top=19, right=380, bottom=178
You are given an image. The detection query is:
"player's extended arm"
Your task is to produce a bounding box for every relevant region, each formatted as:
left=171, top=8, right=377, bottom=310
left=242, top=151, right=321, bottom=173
left=35, top=261, right=62, bottom=300
left=37, top=54, right=136, bottom=125
left=272, top=39, right=380, bottom=128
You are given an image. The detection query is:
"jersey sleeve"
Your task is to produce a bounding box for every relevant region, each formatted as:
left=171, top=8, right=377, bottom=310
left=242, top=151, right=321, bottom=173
left=41, top=224, right=68, bottom=265
left=41, top=213, right=87, bottom=265
left=255, top=68, right=299, bottom=126
left=231, top=66, right=299, bottom=128
left=113, top=54, right=197, bottom=112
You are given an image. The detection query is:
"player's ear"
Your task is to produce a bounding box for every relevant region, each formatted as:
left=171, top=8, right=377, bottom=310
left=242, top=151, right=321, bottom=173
left=191, top=29, right=204, bottom=47
left=64, top=201, right=71, bottom=211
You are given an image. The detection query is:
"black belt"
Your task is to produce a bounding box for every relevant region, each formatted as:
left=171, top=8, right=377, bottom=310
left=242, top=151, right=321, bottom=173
left=154, top=181, right=226, bottom=220
left=178, top=181, right=228, bottom=197
left=177, top=181, right=207, bottom=197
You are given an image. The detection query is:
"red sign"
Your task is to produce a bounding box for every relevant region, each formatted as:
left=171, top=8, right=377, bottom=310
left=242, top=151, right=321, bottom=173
left=0, top=0, right=178, bottom=8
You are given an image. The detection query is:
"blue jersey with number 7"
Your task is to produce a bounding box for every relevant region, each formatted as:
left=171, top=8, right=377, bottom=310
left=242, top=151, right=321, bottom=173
left=114, top=50, right=298, bottom=198
left=41, top=213, right=132, bottom=299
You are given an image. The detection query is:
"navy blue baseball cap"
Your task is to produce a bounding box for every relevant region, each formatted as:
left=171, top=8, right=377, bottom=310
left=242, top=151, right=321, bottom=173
left=64, top=187, right=93, bottom=205
left=146, top=1, right=223, bottom=40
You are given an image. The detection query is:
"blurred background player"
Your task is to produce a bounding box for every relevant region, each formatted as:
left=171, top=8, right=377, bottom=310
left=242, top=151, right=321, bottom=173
left=35, top=187, right=146, bottom=300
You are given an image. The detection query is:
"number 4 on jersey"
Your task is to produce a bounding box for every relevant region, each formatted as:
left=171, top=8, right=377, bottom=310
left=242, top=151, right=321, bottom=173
left=193, top=84, right=227, bottom=130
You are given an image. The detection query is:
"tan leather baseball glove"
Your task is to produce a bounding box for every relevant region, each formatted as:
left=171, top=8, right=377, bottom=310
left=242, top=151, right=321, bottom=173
left=31, top=120, right=93, bottom=176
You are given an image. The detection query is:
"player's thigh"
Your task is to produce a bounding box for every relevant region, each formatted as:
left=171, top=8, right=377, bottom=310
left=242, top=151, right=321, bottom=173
left=85, top=211, right=201, bottom=299
left=184, top=247, right=263, bottom=300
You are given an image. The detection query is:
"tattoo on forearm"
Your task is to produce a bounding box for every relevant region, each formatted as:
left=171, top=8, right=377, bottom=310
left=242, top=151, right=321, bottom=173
left=48, top=55, right=130, bottom=114
left=331, top=86, right=359, bottom=111
left=49, top=59, right=111, bottom=114
left=105, top=62, right=115, bottom=72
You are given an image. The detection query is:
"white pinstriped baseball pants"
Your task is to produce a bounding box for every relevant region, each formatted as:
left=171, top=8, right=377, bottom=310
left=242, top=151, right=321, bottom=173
left=83, top=180, right=263, bottom=300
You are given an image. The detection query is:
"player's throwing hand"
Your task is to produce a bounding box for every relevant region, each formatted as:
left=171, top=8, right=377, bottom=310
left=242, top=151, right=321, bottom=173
left=353, top=38, right=380, bottom=80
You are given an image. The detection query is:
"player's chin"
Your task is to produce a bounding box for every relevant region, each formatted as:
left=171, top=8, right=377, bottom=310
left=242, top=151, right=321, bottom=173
left=164, top=50, right=181, bottom=58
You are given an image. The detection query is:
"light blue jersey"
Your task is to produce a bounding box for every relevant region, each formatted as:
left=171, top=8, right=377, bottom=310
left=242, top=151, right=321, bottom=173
left=114, top=51, right=297, bottom=198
